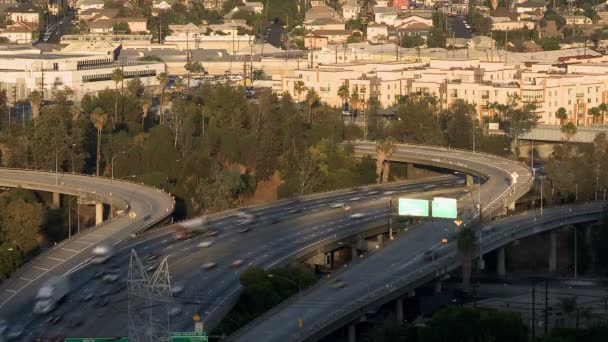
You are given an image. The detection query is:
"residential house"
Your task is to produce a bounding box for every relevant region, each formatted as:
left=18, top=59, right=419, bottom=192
left=396, top=21, right=431, bottom=41
left=311, top=29, right=350, bottom=44
left=6, top=4, right=39, bottom=24
left=0, top=21, right=35, bottom=44
left=243, top=1, right=264, bottom=14
left=152, top=0, right=174, bottom=10
left=564, top=15, right=593, bottom=25
left=305, top=4, right=339, bottom=23
left=305, top=18, right=345, bottom=31
left=79, top=8, right=119, bottom=21
left=367, top=23, right=388, bottom=43
left=394, top=12, right=433, bottom=27
left=515, top=0, right=545, bottom=15
left=88, top=19, right=114, bottom=33
left=373, top=6, right=398, bottom=25
left=202, top=0, right=221, bottom=10
left=392, top=0, right=409, bottom=10
left=77, top=0, right=105, bottom=13
left=342, top=0, right=360, bottom=21
left=117, top=18, right=148, bottom=33
left=310, top=0, right=326, bottom=6
left=304, top=31, right=329, bottom=49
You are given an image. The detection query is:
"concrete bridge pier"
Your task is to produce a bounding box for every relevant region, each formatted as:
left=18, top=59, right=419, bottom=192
left=396, top=298, right=404, bottom=322
left=497, top=247, right=506, bottom=277
left=377, top=234, right=383, bottom=245
left=95, top=202, right=104, bottom=225
left=348, top=323, right=357, bottom=342
left=549, top=230, right=557, bottom=273
left=508, top=202, right=515, bottom=211
left=434, top=280, right=443, bottom=294
left=52, top=192, right=60, bottom=209
left=351, top=247, right=358, bottom=259
left=466, top=174, right=474, bottom=187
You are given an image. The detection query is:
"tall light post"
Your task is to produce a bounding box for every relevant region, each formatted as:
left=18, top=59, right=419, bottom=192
left=111, top=151, right=127, bottom=181
left=55, top=143, right=76, bottom=185
left=267, top=273, right=303, bottom=329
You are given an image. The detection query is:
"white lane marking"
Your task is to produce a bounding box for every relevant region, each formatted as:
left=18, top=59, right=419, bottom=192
left=72, top=240, right=93, bottom=245
left=61, top=248, right=79, bottom=253
left=4, top=290, right=16, bottom=293
left=33, top=267, right=49, bottom=271
left=112, top=239, right=123, bottom=246
left=19, top=277, right=32, bottom=282
left=46, top=257, right=65, bottom=262
left=64, top=257, right=93, bottom=276
left=161, top=239, right=168, bottom=243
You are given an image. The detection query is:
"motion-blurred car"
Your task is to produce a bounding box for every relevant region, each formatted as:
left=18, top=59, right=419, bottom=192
left=350, top=213, right=365, bottom=219
left=169, top=305, right=182, bottom=317
left=232, top=259, right=244, bottom=268
left=330, top=202, right=344, bottom=208
left=171, top=283, right=184, bottom=295
left=102, top=273, right=119, bottom=283
left=202, top=262, right=217, bottom=270
left=424, top=250, right=437, bottom=262
left=328, top=279, right=346, bottom=289
left=198, top=240, right=214, bottom=248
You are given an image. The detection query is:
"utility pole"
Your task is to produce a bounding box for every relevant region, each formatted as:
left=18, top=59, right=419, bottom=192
left=388, top=198, right=393, bottom=239
left=544, top=280, right=549, bottom=335
left=531, top=283, right=536, bottom=338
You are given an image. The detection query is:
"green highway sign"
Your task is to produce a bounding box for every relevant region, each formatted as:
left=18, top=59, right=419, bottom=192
left=398, top=198, right=429, bottom=217
left=65, top=338, right=129, bottom=342
left=171, top=332, right=208, bottom=342
left=431, top=197, right=458, bottom=219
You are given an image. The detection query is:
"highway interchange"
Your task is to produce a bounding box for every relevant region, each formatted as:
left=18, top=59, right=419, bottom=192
left=0, top=170, right=464, bottom=339
left=4, top=142, right=599, bottom=341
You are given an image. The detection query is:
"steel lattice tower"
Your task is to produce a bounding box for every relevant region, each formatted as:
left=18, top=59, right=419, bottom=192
left=128, top=249, right=173, bottom=342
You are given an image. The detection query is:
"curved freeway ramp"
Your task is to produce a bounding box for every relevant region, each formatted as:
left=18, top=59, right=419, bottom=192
left=0, top=169, right=175, bottom=313
left=229, top=142, right=534, bottom=341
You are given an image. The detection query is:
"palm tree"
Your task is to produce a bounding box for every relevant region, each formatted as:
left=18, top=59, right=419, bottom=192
left=174, top=78, right=185, bottom=95
left=28, top=90, right=42, bottom=125
left=555, top=107, right=568, bottom=125
left=90, top=108, right=107, bottom=176
left=305, top=88, right=320, bottom=125
left=349, top=88, right=360, bottom=121
left=376, top=137, right=396, bottom=184
left=139, top=96, right=152, bottom=129
left=561, top=122, right=578, bottom=142
left=293, top=81, right=306, bottom=103
left=111, top=68, right=123, bottom=128
left=337, top=84, right=349, bottom=110
left=157, top=72, right=169, bottom=124
left=457, top=227, right=477, bottom=294
left=588, top=107, right=601, bottom=124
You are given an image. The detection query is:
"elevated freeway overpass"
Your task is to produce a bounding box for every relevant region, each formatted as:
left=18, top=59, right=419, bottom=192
left=0, top=142, right=534, bottom=339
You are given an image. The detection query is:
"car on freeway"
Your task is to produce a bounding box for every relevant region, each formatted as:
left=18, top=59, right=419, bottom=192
left=198, top=240, right=214, bottom=248
left=145, top=264, right=157, bottom=272
left=237, top=226, right=250, bottom=233
left=145, top=254, right=159, bottom=262
left=169, top=305, right=182, bottom=317
left=45, top=315, right=62, bottom=325
left=350, top=213, right=365, bottom=219
left=6, top=325, right=23, bottom=340
left=232, top=259, right=244, bottom=268
left=424, top=250, right=437, bottom=262
left=202, top=262, right=217, bottom=270
left=349, top=197, right=361, bottom=201
left=80, top=290, right=94, bottom=302
left=0, top=319, right=8, bottom=335
left=383, top=190, right=396, bottom=195
left=328, top=279, right=346, bottom=289
left=102, top=273, right=119, bottom=283
left=330, top=202, right=344, bottom=208
left=171, top=283, right=184, bottom=295
left=91, top=245, right=113, bottom=264
left=287, top=207, right=302, bottom=214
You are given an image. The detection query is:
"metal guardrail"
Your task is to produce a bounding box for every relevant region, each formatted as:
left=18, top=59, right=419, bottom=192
left=291, top=202, right=605, bottom=341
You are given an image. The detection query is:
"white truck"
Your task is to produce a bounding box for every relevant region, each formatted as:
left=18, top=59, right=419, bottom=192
left=33, top=276, right=69, bottom=315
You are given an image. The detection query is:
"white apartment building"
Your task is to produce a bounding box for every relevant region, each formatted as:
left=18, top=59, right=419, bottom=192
left=272, top=58, right=608, bottom=127
left=0, top=47, right=165, bottom=101
left=342, top=0, right=360, bottom=21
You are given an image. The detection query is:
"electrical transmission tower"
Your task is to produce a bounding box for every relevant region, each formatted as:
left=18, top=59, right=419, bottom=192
left=128, top=249, right=173, bottom=342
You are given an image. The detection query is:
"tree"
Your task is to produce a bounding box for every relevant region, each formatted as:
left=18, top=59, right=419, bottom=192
left=505, top=103, right=539, bottom=152
left=376, top=137, right=396, bottom=184
left=427, top=12, right=446, bottom=48
left=589, top=106, right=601, bottom=124
left=458, top=227, right=476, bottom=293
left=305, top=88, right=320, bottom=125
left=556, top=107, right=568, bottom=125
left=111, top=68, right=123, bottom=128
left=174, top=77, right=185, bottom=94
left=599, top=103, right=608, bottom=124
left=293, top=81, right=306, bottom=103
left=401, top=34, right=425, bottom=48
left=337, top=84, right=349, bottom=110
left=157, top=72, right=169, bottom=124
left=561, top=122, right=578, bottom=142
left=28, top=90, right=43, bottom=125
left=90, top=108, right=107, bottom=176
left=139, top=95, right=152, bottom=129
left=112, top=22, right=130, bottom=33
left=540, top=37, right=561, bottom=51
left=126, top=77, right=144, bottom=98
left=349, top=88, right=360, bottom=119
left=0, top=198, right=44, bottom=254
left=593, top=133, right=608, bottom=200
left=445, top=100, right=476, bottom=149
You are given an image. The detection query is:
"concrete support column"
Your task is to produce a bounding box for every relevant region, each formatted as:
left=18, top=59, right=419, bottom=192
left=377, top=234, right=383, bottom=244
left=95, top=202, right=103, bottom=225
left=434, top=280, right=443, bottom=294
left=466, top=174, right=474, bottom=187
left=396, top=298, right=404, bottom=322
left=508, top=202, right=515, bottom=211
left=406, top=163, right=416, bottom=179
left=497, top=247, right=506, bottom=277
left=348, top=323, right=356, bottom=342
left=52, top=192, right=60, bottom=209
left=351, top=247, right=358, bottom=260
left=549, top=230, right=557, bottom=273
